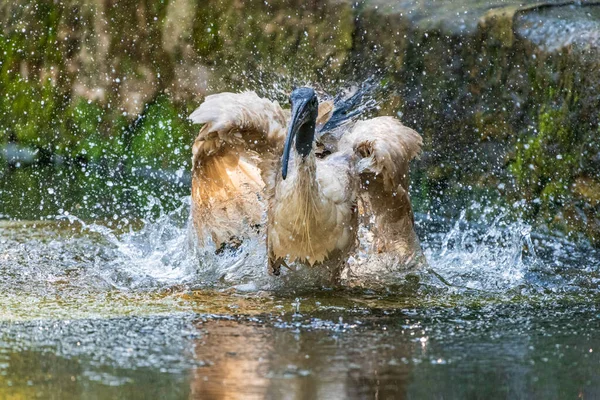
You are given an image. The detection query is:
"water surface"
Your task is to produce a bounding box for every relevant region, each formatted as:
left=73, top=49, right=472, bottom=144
left=1, top=194, right=599, bottom=398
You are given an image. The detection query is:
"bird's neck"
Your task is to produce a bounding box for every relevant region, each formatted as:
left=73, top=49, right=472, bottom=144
left=294, top=150, right=317, bottom=185
left=284, top=150, right=320, bottom=250
left=284, top=149, right=319, bottom=202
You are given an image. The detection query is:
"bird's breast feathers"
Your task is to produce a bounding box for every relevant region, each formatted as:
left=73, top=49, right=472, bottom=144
left=268, top=158, right=356, bottom=265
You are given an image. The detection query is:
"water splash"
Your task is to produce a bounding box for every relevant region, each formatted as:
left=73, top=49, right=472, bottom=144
left=54, top=196, right=272, bottom=292
left=2, top=195, right=598, bottom=297
left=422, top=210, right=534, bottom=292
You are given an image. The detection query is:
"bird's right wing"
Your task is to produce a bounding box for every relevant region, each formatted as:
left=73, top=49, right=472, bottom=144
left=338, top=116, right=424, bottom=264
left=189, top=91, right=289, bottom=248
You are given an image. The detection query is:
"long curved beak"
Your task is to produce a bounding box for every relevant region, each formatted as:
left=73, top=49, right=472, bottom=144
left=282, top=100, right=308, bottom=180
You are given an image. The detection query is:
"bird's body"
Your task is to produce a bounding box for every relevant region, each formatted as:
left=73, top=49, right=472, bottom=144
left=190, top=87, right=423, bottom=280
left=268, top=150, right=356, bottom=266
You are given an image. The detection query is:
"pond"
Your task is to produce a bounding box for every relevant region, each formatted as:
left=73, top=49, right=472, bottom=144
left=1, top=0, right=600, bottom=398
left=1, top=211, right=600, bottom=398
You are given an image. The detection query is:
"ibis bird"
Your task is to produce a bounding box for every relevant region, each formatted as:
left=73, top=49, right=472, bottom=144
left=189, top=86, right=423, bottom=281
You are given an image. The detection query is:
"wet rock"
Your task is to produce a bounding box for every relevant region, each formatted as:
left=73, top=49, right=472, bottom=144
left=517, top=3, right=600, bottom=53
left=363, top=0, right=574, bottom=33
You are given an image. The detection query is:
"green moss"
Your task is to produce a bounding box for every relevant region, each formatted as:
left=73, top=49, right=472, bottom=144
left=511, top=96, right=590, bottom=236
left=63, top=99, right=118, bottom=160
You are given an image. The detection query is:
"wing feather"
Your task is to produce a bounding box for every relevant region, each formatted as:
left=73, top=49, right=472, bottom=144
left=339, top=117, right=424, bottom=264
left=189, top=91, right=288, bottom=247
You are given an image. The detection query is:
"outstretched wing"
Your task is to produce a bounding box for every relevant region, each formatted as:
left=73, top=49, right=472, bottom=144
left=338, top=116, right=423, bottom=264
left=189, top=91, right=289, bottom=247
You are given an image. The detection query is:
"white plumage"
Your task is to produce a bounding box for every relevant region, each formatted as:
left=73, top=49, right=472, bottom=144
left=189, top=88, right=424, bottom=280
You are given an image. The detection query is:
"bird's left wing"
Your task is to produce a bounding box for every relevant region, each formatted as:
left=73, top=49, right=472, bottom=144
left=338, top=117, right=424, bottom=265
left=189, top=91, right=289, bottom=247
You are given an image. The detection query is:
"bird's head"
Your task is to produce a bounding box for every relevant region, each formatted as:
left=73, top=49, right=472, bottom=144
left=282, top=87, right=319, bottom=180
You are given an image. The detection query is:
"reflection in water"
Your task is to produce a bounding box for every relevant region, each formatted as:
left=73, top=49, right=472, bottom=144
left=1, top=295, right=600, bottom=398
left=192, top=321, right=273, bottom=399
left=0, top=315, right=196, bottom=400
left=191, top=319, right=414, bottom=399
left=187, top=307, right=600, bottom=399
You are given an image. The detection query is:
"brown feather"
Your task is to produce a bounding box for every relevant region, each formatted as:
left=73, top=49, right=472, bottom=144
left=338, top=117, right=423, bottom=261
left=190, top=92, right=287, bottom=247
left=190, top=92, right=425, bottom=275
left=316, top=100, right=334, bottom=129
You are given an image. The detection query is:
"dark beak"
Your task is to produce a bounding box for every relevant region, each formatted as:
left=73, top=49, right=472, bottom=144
left=282, top=99, right=308, bottom=180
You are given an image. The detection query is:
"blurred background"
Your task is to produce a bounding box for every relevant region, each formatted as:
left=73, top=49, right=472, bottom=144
left=1, top=0, right=598, bottom=246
